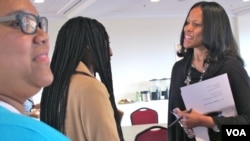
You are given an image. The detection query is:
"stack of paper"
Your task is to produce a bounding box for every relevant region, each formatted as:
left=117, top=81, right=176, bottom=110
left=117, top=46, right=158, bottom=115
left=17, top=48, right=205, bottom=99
left=180, top=73, right=237, bottom=141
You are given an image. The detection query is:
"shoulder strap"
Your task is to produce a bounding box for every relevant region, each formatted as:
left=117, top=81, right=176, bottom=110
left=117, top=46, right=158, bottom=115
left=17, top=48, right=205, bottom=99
left=73, top=71, right=93, bottom=78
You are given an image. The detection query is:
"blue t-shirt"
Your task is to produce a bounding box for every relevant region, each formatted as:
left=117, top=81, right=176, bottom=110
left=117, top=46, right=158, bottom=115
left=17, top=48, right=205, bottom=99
left=0, top=106, right=70, bottom=141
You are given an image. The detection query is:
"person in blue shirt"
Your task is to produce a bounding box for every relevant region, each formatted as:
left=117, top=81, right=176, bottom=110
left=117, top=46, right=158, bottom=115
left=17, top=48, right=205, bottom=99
left=0, top=0, right=70, bottom=140
left=0, top=106, right=70, bottom=141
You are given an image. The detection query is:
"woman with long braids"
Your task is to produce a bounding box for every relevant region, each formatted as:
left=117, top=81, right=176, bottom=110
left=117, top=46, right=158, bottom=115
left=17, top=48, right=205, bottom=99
left=40, top=17, right=124, bottom=141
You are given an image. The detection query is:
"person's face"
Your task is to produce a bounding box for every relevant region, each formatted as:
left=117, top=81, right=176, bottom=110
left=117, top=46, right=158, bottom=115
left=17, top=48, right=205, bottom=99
left=183, top=6, right=203, bottom=49
left=0, top=0, right=53, bottom=102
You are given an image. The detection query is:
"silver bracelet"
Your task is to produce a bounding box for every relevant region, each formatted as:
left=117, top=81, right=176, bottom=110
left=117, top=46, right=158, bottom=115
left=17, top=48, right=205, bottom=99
left=212, top=125, right=220, bottom=132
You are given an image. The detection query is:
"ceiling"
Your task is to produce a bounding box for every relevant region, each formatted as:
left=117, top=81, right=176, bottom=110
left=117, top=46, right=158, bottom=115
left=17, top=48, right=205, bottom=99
left=31, top=0, right=250, bottom=20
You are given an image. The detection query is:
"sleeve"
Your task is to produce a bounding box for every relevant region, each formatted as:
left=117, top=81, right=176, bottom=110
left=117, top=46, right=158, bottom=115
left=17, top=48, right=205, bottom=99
left=212, top=57, right=250, bottom=128
left=168, top=59, right=189, bottom=141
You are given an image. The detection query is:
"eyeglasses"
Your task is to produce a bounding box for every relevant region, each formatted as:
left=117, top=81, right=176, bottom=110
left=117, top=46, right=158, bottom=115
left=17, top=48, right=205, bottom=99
left=0, top=12, right=48, bottom=35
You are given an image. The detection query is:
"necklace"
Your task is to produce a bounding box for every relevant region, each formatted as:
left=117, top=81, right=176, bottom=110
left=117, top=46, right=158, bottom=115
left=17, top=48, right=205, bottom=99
left=184, top=63, right=209, bottom=86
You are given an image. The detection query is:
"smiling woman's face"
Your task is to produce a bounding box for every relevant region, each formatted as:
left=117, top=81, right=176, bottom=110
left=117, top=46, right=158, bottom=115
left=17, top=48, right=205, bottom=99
left=0, top=0, right=53, bottom=109
left=183, top=6, right=203, bottom=49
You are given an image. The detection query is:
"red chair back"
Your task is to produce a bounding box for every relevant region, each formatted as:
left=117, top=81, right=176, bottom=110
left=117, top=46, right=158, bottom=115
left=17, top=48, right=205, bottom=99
left=135, top=125, right=168, bottom=141
left=130, top=107, right=158, bottom=125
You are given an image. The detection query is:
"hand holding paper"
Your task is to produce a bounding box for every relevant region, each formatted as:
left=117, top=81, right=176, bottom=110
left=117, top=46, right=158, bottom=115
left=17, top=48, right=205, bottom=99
left=168, top=108, right=192, bottom=128
left=180, top=73, right=237, bottom=141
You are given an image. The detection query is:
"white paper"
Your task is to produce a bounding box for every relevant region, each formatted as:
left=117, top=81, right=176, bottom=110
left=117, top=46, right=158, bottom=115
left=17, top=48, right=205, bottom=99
left=180, top=73, right=237, bottom=141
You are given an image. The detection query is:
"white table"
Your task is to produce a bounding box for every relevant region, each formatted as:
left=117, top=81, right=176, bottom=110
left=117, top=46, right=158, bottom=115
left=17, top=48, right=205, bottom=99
left=122, top=123, right=167, bottom=141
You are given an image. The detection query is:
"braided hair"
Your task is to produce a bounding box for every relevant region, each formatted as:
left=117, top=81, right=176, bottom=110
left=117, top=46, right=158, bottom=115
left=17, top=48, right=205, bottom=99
left=40, top=17, right=124, bottom=140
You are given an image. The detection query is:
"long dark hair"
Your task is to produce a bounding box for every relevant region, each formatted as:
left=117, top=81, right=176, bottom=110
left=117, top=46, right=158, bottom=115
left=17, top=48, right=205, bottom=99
left=40, top=17, right=124, bottom=140
left=177, top=1, right=243, bottom=65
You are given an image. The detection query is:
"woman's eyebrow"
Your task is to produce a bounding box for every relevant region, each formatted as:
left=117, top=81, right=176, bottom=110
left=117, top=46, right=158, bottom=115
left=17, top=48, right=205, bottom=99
left=4, top=10, right=29, bottom=16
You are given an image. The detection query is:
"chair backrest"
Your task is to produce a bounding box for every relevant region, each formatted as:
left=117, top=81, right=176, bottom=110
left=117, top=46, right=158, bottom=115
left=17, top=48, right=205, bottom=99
left=135, top=125, right=168, bottom=141
left=130, top=107, right=158, bottom=125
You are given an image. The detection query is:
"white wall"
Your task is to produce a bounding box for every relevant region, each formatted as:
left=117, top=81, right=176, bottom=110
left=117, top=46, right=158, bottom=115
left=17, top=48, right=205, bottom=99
left=33, top=15, right=250, bottom=104
left=100, top=18, right=184, bottom=102
left=238, top=14, right=250, bottom=74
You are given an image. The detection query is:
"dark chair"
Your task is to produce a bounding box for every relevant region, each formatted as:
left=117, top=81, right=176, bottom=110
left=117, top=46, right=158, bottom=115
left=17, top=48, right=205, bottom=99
left=130, top=107, right=158, bottom=125
left=135, top=125, right=168, bottom=141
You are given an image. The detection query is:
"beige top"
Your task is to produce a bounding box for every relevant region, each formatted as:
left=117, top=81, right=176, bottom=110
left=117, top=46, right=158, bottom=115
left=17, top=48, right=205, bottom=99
left=65, top=63, right=119, bottom=141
